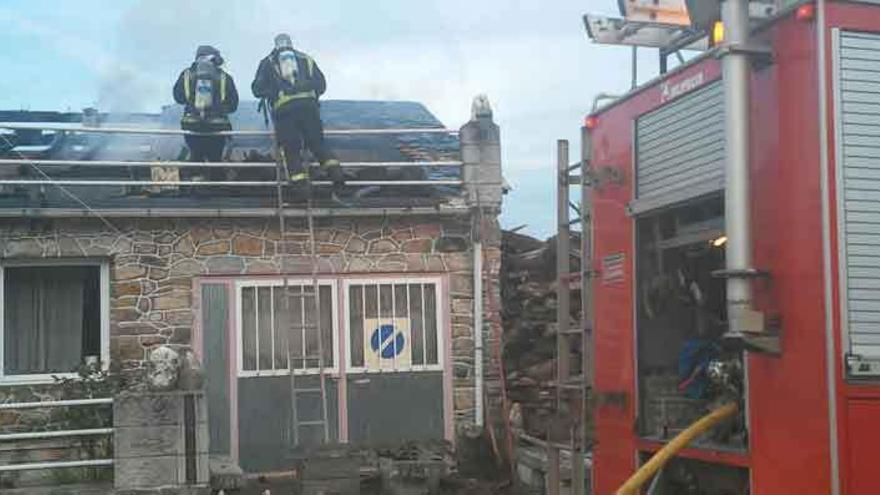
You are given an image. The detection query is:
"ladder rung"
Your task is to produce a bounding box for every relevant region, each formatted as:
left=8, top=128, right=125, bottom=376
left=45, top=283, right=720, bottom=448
left=296, top=421, right=328, bottom=427
left=558, top=375, right=586, bottom=389
left=293, top=388, right=324, bottom=395
left=559, top=329, right=583, bottom=335
left=559, top=384, right=586, bottom=391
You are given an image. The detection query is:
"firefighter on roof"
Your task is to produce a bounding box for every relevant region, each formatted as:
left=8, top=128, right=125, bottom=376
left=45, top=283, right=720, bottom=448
left=173, top=45, right=239, bottom=180
left=251, top=33, right=342, bottom=189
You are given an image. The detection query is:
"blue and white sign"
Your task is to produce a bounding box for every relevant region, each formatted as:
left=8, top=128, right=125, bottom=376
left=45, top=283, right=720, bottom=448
left=364, top=318, right=412, bottom=369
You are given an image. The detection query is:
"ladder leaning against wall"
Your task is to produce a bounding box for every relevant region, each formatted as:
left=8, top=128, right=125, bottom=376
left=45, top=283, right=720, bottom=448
left=275, top=155, right=331, bottom=448
left=548, top=130, right=593, bottom=495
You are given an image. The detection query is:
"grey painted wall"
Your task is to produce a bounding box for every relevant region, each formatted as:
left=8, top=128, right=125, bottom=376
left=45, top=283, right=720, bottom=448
left=347, top=372, right=444, bottom=446
left=202, top=284, right=230, bottom=456
left=238, top=375, right=339, bottom=472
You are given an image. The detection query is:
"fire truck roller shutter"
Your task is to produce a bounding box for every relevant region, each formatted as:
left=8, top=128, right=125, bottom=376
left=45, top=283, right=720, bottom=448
left=835, top=30, right=880, bottom=366
left=631, top=80, right=725, bottom=215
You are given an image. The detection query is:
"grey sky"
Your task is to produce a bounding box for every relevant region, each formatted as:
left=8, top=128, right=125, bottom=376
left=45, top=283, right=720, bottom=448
left=0, top=0, right=668, bottom=238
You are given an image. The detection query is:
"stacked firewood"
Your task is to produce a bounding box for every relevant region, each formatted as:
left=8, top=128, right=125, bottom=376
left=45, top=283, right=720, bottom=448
left=501, top=231, right=582, bottom=440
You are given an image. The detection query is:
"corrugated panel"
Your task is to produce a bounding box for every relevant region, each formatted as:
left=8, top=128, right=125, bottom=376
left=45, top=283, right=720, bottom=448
left=634, top=81, right=724, bottom=211
left=837, top=31, right=880, bottom=358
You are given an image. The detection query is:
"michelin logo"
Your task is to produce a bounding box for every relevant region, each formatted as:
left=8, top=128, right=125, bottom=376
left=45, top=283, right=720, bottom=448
left=660, top=72, right=706, bottom=103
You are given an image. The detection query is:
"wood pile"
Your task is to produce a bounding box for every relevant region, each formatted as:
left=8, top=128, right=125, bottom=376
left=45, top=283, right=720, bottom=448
left=501, top=230, right=582, bottom=440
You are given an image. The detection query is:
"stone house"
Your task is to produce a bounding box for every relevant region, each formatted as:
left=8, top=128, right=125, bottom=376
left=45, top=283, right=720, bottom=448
left=0, top=98, right=504, bottom=474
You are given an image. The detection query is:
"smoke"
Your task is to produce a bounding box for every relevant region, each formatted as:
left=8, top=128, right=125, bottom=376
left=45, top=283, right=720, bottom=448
left=2, top=0, right=651, bottom=237
left=94, top=0, right=477, bottom=121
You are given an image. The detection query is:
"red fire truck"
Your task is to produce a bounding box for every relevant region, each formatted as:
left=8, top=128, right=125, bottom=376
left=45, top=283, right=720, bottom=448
left=583, top=1, right=880, bottom=493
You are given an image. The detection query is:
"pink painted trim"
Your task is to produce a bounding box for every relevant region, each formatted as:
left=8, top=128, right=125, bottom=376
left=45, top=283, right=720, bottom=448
left=202, top=272, right=448, bottom=284
left=192, top=279, right=203, bottom=361
left=226, top=280, right=240, bottom=464
left=442, top=274, right=455, bottom=444
left=336, top=278, right=349, bottom=443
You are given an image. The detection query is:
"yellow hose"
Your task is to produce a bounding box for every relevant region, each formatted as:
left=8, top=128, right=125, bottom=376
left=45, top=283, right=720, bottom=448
left=615, top=402, right=739, bottom=495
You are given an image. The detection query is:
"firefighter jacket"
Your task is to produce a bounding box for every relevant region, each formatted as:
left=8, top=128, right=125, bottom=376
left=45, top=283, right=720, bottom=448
left=251, top=49, right=326, bottom=114
left=173, top=66, right=239, bottom=132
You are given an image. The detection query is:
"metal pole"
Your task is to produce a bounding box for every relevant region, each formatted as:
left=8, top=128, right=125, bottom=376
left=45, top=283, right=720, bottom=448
left=0, top=179, right=463, bottom=187
left=0, top=428, right=114, bottom=441
left=0, top=398, right=113, bottom=410
left=631, top=46, right=639, bottom=88
left=550, top=139, right=571, bottom=495
left=474, top=236, right=485, bottom=428
left=579, top=124, right=595, bottom=495
left=556, top=140, right=571, bottom=406
left=581, top=125, right=593, bottom=403
left=722, top=0, right=757, bottom=338
left=0, top=459, right=114, bottom=472
left=0, top=122, right=458, bottom=137
left=0, top=159, right=463, bottom=169
left=0, top=206, right=471, bottom=219
left=547, top=444, right=561, bottom=495
left=817, top=0, right=841, bottom=491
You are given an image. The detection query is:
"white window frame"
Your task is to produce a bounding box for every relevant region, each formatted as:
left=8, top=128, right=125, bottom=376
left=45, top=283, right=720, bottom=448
left=343, top=277, right=445, bottom=374
left=235, top=279, right=339, bottom=378
left=0, top=260, right=110, bottom=385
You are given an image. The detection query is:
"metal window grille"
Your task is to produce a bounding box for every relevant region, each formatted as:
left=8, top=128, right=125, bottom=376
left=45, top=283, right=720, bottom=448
left=347, top=281, right=440, bottom=372
left=238, top=282, right=334, bottom=376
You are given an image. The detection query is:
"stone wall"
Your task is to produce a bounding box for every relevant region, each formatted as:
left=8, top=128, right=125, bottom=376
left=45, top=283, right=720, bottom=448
left=0, top=214, right=501, bottom=433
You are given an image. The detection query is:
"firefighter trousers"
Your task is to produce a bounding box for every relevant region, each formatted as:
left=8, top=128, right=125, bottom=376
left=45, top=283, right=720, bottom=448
left=184, top=134, right=228, bottom=181
left=273, top=99, right=341, bottom=184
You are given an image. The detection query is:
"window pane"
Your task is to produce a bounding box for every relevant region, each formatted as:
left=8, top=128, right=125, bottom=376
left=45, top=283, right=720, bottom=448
left=257, top=287, right=272, bottom=370
left=273, top=287, right=289, bottom=370
left=241, top=287, right=257, bottom=371
left=393, top=285, right=408, bottom=318
left=4, top=266, right=98, bottom=375
left=424, top=284, right=438, bottom=365
left=82, top=268, right=101, bottom=359
left=379, top=285, right=393, bottom=321
left=408, top=284, right=425, bottom=366
left=257, top=287, right=273, bottom=371
left=364, top=285, right=378, bottom=319
left=349, top=286, right=364, bottom=367
left=379, top=285, right=394, bottom=360
left=393, top=285, right=409, bottom=368
left=320, top=286, right=333, bottom=367
left=304, top=286, right=319, bottom=369
left=291, top=290, right=304, bottom=370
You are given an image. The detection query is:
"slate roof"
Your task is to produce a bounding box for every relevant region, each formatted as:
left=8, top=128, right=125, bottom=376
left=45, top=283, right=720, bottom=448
left=0, top=101, right=462, bottom=211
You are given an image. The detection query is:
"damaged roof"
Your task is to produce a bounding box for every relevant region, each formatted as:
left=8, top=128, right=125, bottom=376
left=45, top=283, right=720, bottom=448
left=0, top=101, right=463, bottom=213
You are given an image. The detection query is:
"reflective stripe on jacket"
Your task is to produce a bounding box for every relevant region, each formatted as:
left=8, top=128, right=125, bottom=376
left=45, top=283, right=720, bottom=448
left=183, top=68, right=228, bottom=104
left=272, top=53, right=318, bottom=111
left=180, top=69, right=232, bottom=130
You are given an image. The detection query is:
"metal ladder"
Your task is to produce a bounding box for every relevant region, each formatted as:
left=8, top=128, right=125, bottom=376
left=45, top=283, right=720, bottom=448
left=275, top=150, right=331, bottom=448
left=547, top=138, right=591, bottom=495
